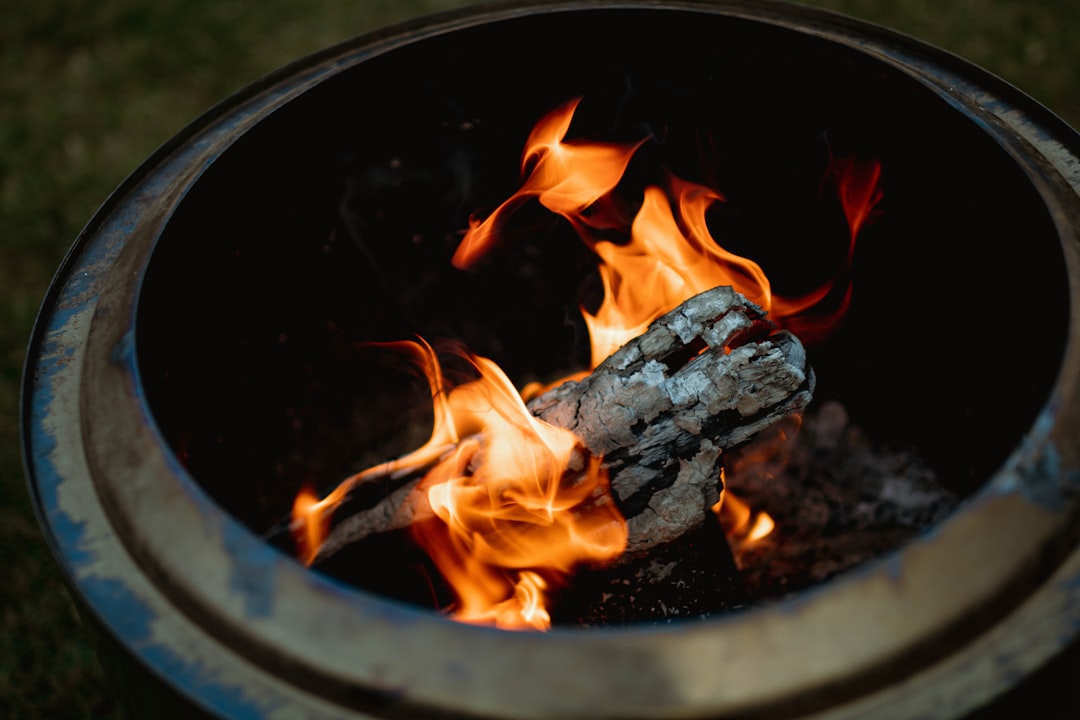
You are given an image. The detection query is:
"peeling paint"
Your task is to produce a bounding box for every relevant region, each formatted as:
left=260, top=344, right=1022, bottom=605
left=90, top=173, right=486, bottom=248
left=994, top=405, right=1080, bottom=512
left=221, top=519, right=278, bottom=620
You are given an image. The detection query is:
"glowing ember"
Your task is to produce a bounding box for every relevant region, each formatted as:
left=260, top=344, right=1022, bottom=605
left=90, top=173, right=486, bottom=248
left=294, top=96, right=881, bottom=630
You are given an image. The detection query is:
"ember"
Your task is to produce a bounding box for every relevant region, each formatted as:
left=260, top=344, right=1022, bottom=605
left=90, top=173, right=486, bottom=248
left=291, top=95, right=882, bottom=629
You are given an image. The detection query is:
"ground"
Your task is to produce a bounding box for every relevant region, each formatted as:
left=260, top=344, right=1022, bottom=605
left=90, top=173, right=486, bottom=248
left=2, top=1, right=1078, bottom=717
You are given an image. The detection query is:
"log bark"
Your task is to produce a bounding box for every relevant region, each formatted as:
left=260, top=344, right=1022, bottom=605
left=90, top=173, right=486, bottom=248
left=293, top=285, right=814, bottom=563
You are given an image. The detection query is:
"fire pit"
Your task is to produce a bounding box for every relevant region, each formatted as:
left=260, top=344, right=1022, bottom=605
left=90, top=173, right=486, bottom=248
left=22, top=0, right=1080, bottom=717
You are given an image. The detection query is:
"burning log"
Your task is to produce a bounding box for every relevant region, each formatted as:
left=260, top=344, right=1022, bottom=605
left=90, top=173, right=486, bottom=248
left=292, top=284, right=814, bottom=563
left=528, top=284, right=813, bottom=552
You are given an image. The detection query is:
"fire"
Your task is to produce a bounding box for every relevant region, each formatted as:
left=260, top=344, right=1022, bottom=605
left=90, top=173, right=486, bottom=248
left=292, top=339, right=467, bottom=566
left=292, top=487, right=324, bottom=565
left=585, top=179, right=771, bottom=366
left=770, top=154, right=883, bottom=344
left=293, top=338, right=626, bottom=630
left=295, top=97, right=881, bottom=630
left=456, top=98, right=882, bottom=366
left=453, top=97, right=645, bottom=270
left=713, top=414, right=803, bottom=547
left=714, top=486, right=775, bottom=545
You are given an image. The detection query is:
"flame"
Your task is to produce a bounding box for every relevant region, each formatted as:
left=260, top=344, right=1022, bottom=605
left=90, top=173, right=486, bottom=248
left=454, top=97, right=645, bottom=270
left=714, top=487, right=775, bottom=545
left=585, top=178, right=771, bottom=366
left=295, top=338, right=626, bottom=630
left=712, top=414, right=802, bottom=547
left=292, top=486, right=325, bottom=566
left=746, top=512, right=776, bottom=543
left=457, top=98, right=881, bottom=367
left=291, top=339, right=464, bottom=565
left=771, top=155, right=883, bottom=343
left=296, top=98, right=882, bottom=629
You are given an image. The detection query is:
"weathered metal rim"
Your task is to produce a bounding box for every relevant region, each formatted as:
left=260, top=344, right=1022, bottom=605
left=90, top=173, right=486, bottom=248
left=23, top=1, right=1080, bottom=718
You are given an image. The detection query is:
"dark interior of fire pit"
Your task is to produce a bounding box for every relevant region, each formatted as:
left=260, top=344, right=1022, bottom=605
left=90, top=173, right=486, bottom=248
left=135, top=8, right=1068, bottom=622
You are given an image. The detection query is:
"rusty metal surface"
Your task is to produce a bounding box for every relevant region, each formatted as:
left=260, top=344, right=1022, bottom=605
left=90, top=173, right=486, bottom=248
left=21, top=1, right=1080, bottom=718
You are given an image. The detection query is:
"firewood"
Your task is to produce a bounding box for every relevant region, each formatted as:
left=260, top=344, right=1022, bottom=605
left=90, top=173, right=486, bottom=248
left=289, top=285, right=814, bottom=563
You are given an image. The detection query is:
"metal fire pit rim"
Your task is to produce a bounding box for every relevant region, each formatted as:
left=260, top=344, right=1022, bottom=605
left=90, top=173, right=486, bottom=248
left=22, top=2, right=1080, bottom=719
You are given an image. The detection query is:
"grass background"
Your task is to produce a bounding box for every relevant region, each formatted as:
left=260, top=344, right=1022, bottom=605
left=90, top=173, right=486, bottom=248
left=2, top=1, right=1077, bottom=717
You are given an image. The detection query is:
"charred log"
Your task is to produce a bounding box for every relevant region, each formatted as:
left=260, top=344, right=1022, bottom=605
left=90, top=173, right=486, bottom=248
left=529, top=285, right=813, bottom=553
left=308, top=401, right=959, bottom=622
left=278, top=285, right=814, bottom=563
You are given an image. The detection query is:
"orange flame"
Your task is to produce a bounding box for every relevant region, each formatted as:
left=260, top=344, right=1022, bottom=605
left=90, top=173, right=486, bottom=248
left=585, top=178, right=771, bottom=366
left=712, top=414, right=803, bottom=547
left=297, top=99, right=882, bottom=630
left=291, top=339, right=464, bottom=565
left=457, top=98, right=882, bottom=367
left=454, top=97, right=645, bottom=270
left=294, top=338, right=627, bottom=630
left=292, top=486, right=325, bottom=566
left=714, top=487, right=775, bottom=545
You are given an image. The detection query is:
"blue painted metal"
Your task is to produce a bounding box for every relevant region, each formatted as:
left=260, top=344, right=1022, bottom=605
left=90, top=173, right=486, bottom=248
left=17, top=14, right=397, bottom=719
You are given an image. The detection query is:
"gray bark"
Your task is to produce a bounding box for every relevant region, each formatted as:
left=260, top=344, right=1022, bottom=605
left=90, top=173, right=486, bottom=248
left=306, top=285, right=814, bottom=562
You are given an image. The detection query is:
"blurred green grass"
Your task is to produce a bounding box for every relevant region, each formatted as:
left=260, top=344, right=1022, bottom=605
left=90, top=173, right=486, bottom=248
left=2, top=1, right=1076, bottom=717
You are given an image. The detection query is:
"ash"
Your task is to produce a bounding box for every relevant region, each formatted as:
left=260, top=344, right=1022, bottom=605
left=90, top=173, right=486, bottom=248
left=725, top=400, right=959, bottom=603
left=560, top=400, right=958, bottom=627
